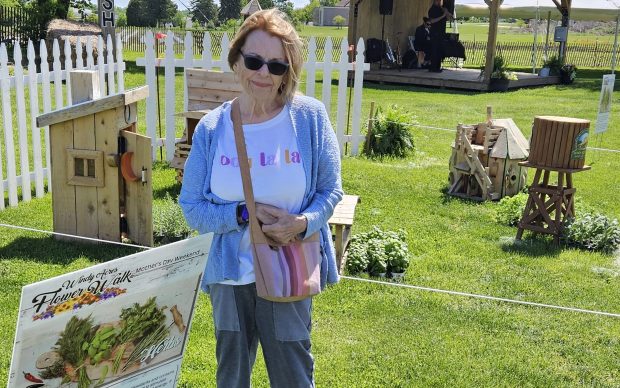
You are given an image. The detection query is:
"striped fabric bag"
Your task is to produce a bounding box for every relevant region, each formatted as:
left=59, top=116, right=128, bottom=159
left=231, top=100, right=322, bottom=302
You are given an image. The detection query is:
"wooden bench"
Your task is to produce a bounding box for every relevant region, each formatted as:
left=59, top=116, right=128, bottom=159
left=328, top=194, right=360, bottom=274
left=171, top=69, right=243, bottom=182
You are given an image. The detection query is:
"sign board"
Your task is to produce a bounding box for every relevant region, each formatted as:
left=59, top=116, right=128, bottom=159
left=99, top=0, right=115, bottom=28
left=595, top=74, right=615, bottom=134
left=554, top=26, right=568, bottom=42
left=98, top=0, right=116, bottom=57
left=8, top=234, right=212, bottom=387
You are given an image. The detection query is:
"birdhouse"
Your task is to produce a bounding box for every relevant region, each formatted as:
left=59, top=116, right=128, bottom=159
left=448, top=107, right=529, bottom=201
left=36, top=70, right=153, bottom=246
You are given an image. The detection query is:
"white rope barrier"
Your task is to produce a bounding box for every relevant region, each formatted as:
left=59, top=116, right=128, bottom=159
left=1, top=223, right=618, bottom=319
left=341, top=276, right=620, bottom=319
left=0, top=223, right=151, bottom=250
left=367, top=119, right=620, bottom=153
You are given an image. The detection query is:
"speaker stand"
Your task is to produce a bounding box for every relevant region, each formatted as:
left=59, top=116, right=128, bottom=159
left=380, top=14, right=385, bottom=70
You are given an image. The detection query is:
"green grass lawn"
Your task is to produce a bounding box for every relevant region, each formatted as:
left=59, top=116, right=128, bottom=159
left=1, top=65, right=620, bottom=386
left=455, top=22, right=619, bottom=44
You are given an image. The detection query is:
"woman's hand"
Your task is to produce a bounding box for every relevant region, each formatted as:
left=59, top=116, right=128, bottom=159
left=255, top=203, right=281, bottom=225
left=256, top=204, right=308, bottom=245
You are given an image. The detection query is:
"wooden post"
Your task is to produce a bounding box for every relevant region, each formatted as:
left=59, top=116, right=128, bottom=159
left=363, top=101, right=375, bottom=155
left=70, top=70, right=101, bottom=104
left=98, top=0, right=116, bottom=59
left=482, top=0, right=501, bottom=88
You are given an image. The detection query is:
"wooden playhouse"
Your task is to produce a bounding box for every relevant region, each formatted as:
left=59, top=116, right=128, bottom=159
left=448, top=108, right=529, bottom=201
left=36, top=70, right=153, bottom=246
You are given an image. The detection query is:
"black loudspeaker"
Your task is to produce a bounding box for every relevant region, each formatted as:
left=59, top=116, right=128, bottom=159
left=379, top=0, right=393, bottom=15
left=365, top=38, right=384, bottom=63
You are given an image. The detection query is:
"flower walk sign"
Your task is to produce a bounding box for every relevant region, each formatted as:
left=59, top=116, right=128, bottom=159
left=9, top=234, right=212, bottom=387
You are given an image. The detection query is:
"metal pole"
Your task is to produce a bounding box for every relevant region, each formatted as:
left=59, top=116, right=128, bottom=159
left=156, top=39, right=163, bottom=161
left=532, top=1, right=540, bottom=74
left=544, top=11, right=551, bottom=62
left=612, top=12, right=619, bottom=74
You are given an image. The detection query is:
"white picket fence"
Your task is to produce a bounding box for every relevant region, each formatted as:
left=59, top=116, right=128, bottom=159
left=136, top=31, right=369, bottom=161
left=0, top=35, right=125, bottom=209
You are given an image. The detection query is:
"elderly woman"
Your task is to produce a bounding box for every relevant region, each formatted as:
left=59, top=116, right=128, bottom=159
left=179, top=9, right=343, bottom=388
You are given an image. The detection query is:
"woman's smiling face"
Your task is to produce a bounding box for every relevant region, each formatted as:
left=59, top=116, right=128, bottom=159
left=236, top=29, right=287, bottom=105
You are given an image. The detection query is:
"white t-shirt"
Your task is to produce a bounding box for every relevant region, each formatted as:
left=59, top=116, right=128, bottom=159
left=211, top=104, right=306, bottom=285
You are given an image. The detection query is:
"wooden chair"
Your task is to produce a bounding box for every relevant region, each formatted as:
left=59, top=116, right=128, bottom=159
left=171, top=69, right=243, bottom=182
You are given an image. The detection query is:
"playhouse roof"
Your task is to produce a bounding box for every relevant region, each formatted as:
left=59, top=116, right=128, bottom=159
left=37, top=86, right=149, bottom=128
left=489, top=118, right=530, bottom=159
left=241, top=0, right=262, bottom=16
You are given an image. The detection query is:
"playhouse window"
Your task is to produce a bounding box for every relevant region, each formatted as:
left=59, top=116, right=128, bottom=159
left=67, top=149, right=104, bottom=187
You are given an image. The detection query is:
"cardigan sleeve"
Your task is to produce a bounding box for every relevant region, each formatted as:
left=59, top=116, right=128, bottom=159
left=179, top=112, right=243, bottom=235
left=301, top=103, right=343, bottom=239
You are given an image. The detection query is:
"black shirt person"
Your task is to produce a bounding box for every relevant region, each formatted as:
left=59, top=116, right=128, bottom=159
left=427, top=0, right=452, bottom=72
left=414, top=17, right=431, bottom=68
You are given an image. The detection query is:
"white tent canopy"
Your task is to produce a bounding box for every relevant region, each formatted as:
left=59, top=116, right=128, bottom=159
left=456, top=0, right=620, bottom=21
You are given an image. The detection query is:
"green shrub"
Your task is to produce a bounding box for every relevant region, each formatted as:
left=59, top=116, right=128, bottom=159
left=153, top=193, right=193, bottom=244
left=564, top=213, right=620, bottom=253
left=364, top=105, right=415, bottom=158
left=345, top=227, right=410, bottom=277
left=494, top=192, right=528, bottom=226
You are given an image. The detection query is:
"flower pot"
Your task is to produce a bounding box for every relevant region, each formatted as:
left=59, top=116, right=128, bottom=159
left=560, top=71, right=575, bottom=85
left=538, top=67, right=550, bottom=77
left=489, top=78, right=510, bottom=92
left=390, top=272, right=405, bottom=282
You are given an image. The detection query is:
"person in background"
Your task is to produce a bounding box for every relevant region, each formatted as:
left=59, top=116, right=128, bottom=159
left=179, top=9, right=343, bottom=388
left=428, top=0, right=453, bottom=73
left=414, top=16, right=432, bottom=68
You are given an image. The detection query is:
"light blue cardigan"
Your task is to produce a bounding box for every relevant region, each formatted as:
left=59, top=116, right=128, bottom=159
left=179, top=95, right=343, bottom=291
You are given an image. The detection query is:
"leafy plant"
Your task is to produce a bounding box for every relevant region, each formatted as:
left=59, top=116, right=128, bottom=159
left=153, top=193, right=193, bottom=244
left=494, top=192, right=528, bottom=226
left=345, top=227, right=410, bottom=277
left=560, top=63, right=577, bottom=84
left=480, top=55, right=518, bottom=80
left=364, top=105, right=416, bottom=158
left=563, top=213, right=620, bottom=253
left=543, top=55, right=563, bottom=76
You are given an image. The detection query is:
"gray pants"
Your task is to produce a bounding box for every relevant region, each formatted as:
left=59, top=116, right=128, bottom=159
left=209, top=283, right=315, bottom=388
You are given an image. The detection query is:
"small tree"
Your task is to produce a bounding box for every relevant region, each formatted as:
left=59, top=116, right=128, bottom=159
left=333, top=14, right=345, bottom=29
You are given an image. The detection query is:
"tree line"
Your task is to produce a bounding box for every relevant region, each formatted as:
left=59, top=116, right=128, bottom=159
left=3, top=0, right=340, bottom=42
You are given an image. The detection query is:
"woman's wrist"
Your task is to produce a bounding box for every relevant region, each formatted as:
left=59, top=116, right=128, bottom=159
left=236, top=202, right=249, bottom=225
left=296, top=214, right=308, bottom=236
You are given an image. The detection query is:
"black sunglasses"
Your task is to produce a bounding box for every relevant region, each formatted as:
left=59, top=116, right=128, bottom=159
left=240, top=51, right=289, bottom=76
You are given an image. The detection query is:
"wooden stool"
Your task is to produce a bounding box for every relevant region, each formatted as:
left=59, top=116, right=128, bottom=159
left=328, top=195, right=360, bottom=274
left=516, top=162, right=590, bottom=244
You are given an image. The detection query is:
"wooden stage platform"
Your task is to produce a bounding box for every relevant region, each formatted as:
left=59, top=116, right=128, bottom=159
left=363, top=67, right=561, bottom=92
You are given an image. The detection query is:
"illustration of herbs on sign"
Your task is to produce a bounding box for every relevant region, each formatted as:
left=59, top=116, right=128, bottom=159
left=118, top=296, right=169, bottom=372
left=36, top=297, right=169, bottom=387
left=346, top=227, right=411, bottom=279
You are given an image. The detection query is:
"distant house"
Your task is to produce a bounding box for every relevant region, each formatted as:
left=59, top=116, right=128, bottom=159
left=313, top=0, right=349, bottom=27
left=241, top=0, right=262, bottom=19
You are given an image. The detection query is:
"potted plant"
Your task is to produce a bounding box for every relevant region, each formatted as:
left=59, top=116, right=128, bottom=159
left=540, top=55, right=562, bottom=76
left=385, top=232, right=410, bottom=281
left=153, top=193, right=194, bottom=244
left=481, top=55, right=518, bottom=92
left=560, top=64, right=577, bottom=84
left=367, top=240, right=388, bottom=277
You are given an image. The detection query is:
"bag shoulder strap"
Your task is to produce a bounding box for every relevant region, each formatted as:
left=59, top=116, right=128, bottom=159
left=231, top=99, right=266, bottom=241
